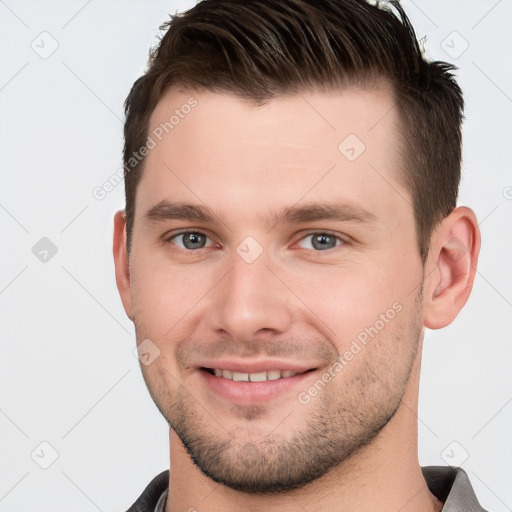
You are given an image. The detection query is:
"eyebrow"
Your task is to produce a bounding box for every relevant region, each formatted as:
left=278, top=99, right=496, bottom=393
left=270, top=203, right=377, bottom=227
left=144, top=200, right=378, bottom=228
left=145, top=201, right=222, bottom=225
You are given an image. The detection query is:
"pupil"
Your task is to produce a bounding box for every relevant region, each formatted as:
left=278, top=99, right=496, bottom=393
left=313, top=234, right=335, bottom=250
left=184, top=233, right=205, bottom=249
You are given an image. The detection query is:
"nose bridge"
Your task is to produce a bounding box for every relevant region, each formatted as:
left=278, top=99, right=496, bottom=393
left=208, top=248, right=293, bottom=341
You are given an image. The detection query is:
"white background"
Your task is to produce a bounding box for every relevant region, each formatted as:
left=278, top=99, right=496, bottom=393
left=0, top=1, right=511, bottom=510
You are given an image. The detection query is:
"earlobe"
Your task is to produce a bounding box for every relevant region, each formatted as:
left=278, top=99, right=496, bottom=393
left=113, top=210, right=134, bottom=321
left=423, top=207, right=481, bottom=330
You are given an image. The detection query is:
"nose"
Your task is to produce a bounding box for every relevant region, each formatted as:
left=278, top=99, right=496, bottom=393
left=206, top=252, right=293, bottom=344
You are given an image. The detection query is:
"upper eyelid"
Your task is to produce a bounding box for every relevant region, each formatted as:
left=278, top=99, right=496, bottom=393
left=299, top=230, right=344, bottom=240
left=167, top=229, right=205, bottom=238
left=165, top=229, right=212, bottom=241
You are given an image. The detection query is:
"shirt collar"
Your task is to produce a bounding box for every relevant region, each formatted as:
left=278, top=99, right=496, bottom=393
left=148, top=466, right=486, bottom=512
left=422, top=466, right=487, bottom=511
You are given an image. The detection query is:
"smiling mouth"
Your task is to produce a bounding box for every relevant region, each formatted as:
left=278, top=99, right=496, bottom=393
left=201, top=368, right=315, bottom=382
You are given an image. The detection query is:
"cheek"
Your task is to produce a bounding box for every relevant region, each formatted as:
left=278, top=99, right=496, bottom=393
left=281, top=258, right=413, bottom=347
left=130, top=240, right=422, bottom=351
left=130, top=255, right=217, bottom=337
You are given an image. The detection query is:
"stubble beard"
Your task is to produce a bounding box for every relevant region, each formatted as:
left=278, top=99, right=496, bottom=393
left=138, top=294, right=423, bottom=494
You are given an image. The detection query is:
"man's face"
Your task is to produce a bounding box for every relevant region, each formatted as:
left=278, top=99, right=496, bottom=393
left=124, top=85, right=425, bottom=492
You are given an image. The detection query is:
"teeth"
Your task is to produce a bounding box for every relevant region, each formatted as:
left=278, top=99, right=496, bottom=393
left=211, top=369, right=300, bottom=381
left=249, top=371, right=267, bottom=382
left=232, top=371, right=249, bottom=382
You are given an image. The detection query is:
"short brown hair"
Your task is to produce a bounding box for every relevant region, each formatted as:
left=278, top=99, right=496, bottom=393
left=123, top=0, right=464, bottom=262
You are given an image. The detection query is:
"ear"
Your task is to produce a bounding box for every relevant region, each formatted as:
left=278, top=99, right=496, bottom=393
left=423, top=206, right=481, bottom=329
left=113, top=210, right=134, bottom=321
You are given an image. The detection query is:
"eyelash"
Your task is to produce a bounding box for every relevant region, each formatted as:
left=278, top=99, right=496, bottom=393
left=165, top=230, right=346, bottom=253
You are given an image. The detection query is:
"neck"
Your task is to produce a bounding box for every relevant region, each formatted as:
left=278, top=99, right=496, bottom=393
left=166, top=345, right=443, bottom=512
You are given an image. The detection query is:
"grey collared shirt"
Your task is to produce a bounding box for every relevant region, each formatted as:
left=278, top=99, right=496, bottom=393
left=422, top=466, right=489, bottom=512
left=126, top=466, right=489, bottom=511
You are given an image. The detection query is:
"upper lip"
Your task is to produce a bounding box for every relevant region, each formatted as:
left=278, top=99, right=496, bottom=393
left=197, top=359, right=316, bottom=374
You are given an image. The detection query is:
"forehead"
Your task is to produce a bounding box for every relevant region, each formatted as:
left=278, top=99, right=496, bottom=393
left=147, top=83, right=398, bottom=151
left=137, top=84, right=409, bottom=223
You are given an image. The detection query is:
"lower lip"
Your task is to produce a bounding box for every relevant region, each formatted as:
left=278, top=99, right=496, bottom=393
left=199, top=369, right=315, bottom=405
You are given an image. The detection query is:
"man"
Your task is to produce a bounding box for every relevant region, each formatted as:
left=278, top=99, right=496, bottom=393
left=113, top=0, right=486, bottom=510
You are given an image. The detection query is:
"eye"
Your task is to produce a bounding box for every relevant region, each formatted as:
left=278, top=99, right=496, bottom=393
left=297, top=232, right=343, bottom=251
left=168, top=231, right=214, bottom=250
